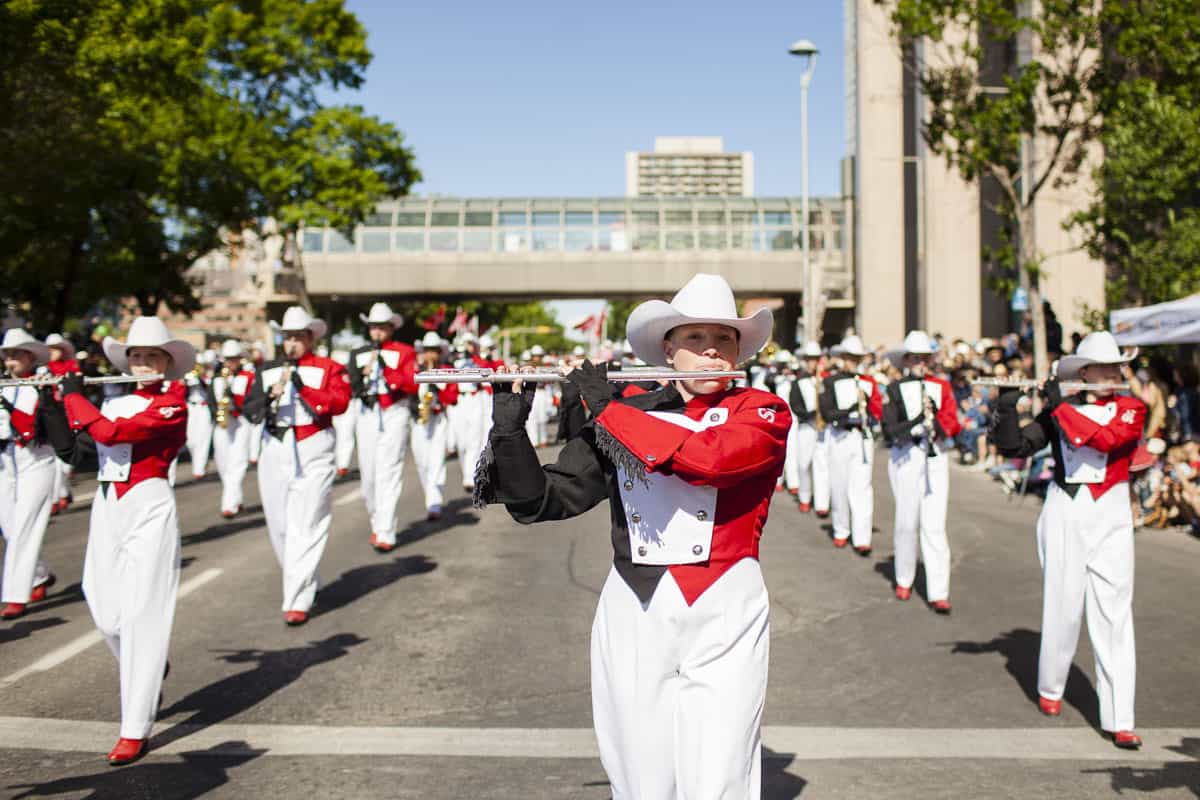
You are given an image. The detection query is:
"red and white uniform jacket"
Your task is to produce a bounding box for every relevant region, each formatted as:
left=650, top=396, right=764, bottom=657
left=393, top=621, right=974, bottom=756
left=411, top=379, right=459, bottom=419
left=819, top=370, right=883, bottom=431
left=44, top=359, right=80, bottom=377
left=64, top=383, right=188, bottom=499
left=349, top=342, right=418, bottom=409
left=242, top=353, right=351, bottom=441
left=882, top=374, right=962, bottom=448
left=482, top=385, right=790, bottom=605
left=993, top=391, right=1145, bottom=501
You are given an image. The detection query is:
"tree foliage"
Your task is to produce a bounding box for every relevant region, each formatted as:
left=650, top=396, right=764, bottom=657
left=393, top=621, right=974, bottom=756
left=0, top=0, right=419, bottom=332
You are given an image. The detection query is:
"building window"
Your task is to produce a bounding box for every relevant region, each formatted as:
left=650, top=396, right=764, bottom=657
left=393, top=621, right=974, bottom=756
left=731, top=210, right=757, bottom=225
left=361, top=231, right=391, bottom=253
left=429, top=231, right=458, bottom=252
left=698, top=210, right=725, bottom=224
left=699, top=230, right=725, bottom=249
left=396, top=212, right=425, bottom=227
left=763, top=210, right=792, bottom=226
left=464, top=211, right=493, bottom=227
left=463, top=230, right=491, bottom=252
left=532, top=211, right=560, bottom=227
left=431, top=212, right=459, bottom=227
left=499, top=211, right=528, bottom=226
left=599, top=211, right=624, bottom=226
left=532, top=230, right=560, bottom=251
left=565, top=211, right=593, bottom=226
left=564, top=230, right=593, bottom=251
left=770, top=230, right=796, bottom=250
left=364, top=211, right=393, bottom=227
left=664, top=210, right=693, bottom=224
left=500, top=231, right=529, bottom=252
left=327, top=231, right=354, bottom=253
left=634, top=230, right=661, bottom=251
left=301, top=230, right=324, bottom=253
left=665, top=231, right=695, bottom=250
left=395, top=231, right=424, bottom=252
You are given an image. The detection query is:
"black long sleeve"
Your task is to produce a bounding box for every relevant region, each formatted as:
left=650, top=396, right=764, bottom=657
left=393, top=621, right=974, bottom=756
left=990, top=392, right=1051, bottom=458
left=36, top=393, right=77, bottom=463
left=882, top=384, right=921, bottom=447
left=242, top=368, right=270, bottom=425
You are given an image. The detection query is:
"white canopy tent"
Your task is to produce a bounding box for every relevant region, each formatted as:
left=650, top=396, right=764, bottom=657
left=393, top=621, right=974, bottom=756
left=1110, top=294, right=1200, bottom=346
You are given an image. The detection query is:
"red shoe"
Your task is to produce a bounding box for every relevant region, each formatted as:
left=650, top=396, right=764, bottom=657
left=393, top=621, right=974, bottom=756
left=336, top=468, right=349, bottom=478
left=895, top=586, right=912, bottom=601
left=854, top=545, right=872, bottom=557
left=57, top=498, right=70, bottom=513
left=1, top=603, right=26, bottom=620
left=815, top=509, right=830, bottom=518
left=284, top=611, right=308, bottom=626
left=832, top=537, right=849, bottom=548
left=107, top=737, right=147, bottom=766
left=29, top=574, right=56, bottom=602
left=774, top=483, right=785, bottom=493
left=931, top=599, right=952, bottom=615
left=221, top=509, right=236, bottom=519
left=1038, top=696, right=1062, bottom=716
left=798, top=502, right=812, bottom=513
left=372, top=537, right=395, bottom=553
left=788, top=488, right=799, bottom=497
left=50, top=501, right=60, bottom=517
left=426, top=511, right=441, bottom=521
left=1111, top=730, right=1142, bottom=749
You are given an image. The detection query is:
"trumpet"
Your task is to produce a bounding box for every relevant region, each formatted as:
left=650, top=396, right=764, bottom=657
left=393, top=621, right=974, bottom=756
left=415, top=367, right=746, bottom=385
left=971, top=378, right=1129, bottom=393
left=0, top=373, right=165, bottom=389
left=417, top=388, right=436, bottom=424
left=215, top=366, right=233, bottom=429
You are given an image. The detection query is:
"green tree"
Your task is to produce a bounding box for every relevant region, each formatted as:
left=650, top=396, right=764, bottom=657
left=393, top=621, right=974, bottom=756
left=0, top=0, right=419, bottom=332
left=887, top=0, right=1105, bottom=376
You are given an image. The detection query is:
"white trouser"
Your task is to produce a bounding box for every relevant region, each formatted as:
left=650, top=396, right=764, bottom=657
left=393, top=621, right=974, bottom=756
left=812, top=428, right=830, bottom=513
left=592, top=558, right=769, bottom=800
left=455, top=390, right=487, bottom=489
left=54, top=456, right=72, bottom=502
left=827, top=428, right=873, bottom=546
left=185, top=405, right=213, bottom=476
left=211, top=415, right=251, bottom=514
left=444, top=403, right=459, bottom=454
left=1037, top=483, right=1136, bottom=732
left=790, top=422, right=823, bottom=505
left=527, top=391, right=551, bottom=446
left=258, top=428, right=335, bottom=613
left=0, top=444, right=55, bottom=603
left=410, top=415, right=449, bottom=513
left=83, top=478, right=179, bottom=740
left=355, top=401, right=411, bottom=543
left=332, top=402, right=358, bottom=471
left=888, top=443, right=951, bottom=601
left=248, top=421, right=264, bottom=463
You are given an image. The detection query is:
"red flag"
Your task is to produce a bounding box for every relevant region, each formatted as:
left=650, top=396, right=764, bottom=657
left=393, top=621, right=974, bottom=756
left=468, top=315, right=479, bottom=334
left=419, top=304, right=447, bottom=331
left=573, top=314, right=597, bottom=333
left=596, top=308, right=607, bottom=338
left=448, top=306, right=468, bottom=334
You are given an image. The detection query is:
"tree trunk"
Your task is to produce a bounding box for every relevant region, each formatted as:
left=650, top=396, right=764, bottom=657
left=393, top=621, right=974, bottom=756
left=1018, top=203, right=1049, bottom=379
left=52, top=228, right=88, bottom=332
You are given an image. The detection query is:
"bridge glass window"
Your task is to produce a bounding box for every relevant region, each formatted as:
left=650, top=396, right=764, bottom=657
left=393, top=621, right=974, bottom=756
left=430, top=231, right=459, bottom=251
left=532, top=229, right=560, bottom=251
left=698, top=210, right=725, bottom=225
left=763, top=209, right=792, bottom=226
left=396, top=212, right=426, bottom=227
left=364, top=211, right=393, bottom=227
left=395, top=231, right=425, bottom=252
left=500, top=231, right=529, bottom=252
left=633, top=211, right=659, bottom=225
left=464, top=212, right=493, bottom=227
left=809, top=230, right=825, bottom=250
left=565, top=211, right=593, bottom=226
left=499, top=211, right=527, bottom=226
left=832, top=229, right=843, bottom=250
left=302, top=230, right=324, bottom=253
left=665, top=231, right=695, bottom=250
left=463, top=230, right=491, bottom=252
left=327, top=231, right=354, bottom=253
left=361, top=230, right=391, bottom=253
left=598, top=211, right=624, bottom=226
left=731, top=210, right=757, bottom=225
left=770, top=230, right=796, bottom=250
left=664, top=210, right=693, bottom=225
left=533, top=211, right=560, bottom=227
left=564, top=230, right=593, bottom=251
left=431, top=212, right=459, bottom=227
left=634, top=230, right=660, bottom=250
left=699, top=230, right=726, bottom=249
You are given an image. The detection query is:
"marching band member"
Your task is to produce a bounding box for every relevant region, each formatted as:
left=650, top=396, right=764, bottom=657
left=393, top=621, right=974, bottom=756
left=478, top=274, right=788, bottom=799
left=820, top=335, right=882, bottom=554
left=182, top=351, right=215, bottom=479
left=765, top=350, right=796, bottom=493
left=247, top=341, right=267, bottom=465
left=348, top=303, right=417, bottom=552
left=59, top=316, right=193, bottom=765
left=411, top=332, right=458, bottom=520
left=1, top=330, right=66, bottom=620
left=991, top=331, right=1145, bottom=750
left=243, top=307, right=350, bottom=626
left=525, top=344, right=554, bottom=447
left=882, top=331, right=961, bottom=612
left=790, top=341, right=829, bottom=514
left=44, top=333, right=79, bottom=512
left=330, top=350, right=358, bottom=478
left=210, top=340, right=255, bottom=518
left=452, top=334, right=490, bottom=494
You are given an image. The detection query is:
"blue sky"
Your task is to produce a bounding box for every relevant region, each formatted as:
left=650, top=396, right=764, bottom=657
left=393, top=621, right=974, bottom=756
left=331, top=0, right=846, bottom=334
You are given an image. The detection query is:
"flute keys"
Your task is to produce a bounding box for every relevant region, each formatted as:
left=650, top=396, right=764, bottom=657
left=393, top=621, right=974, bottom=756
left=630, top=513, right=642, bottom=524
left=623, top=480, right=634, bottom=491
left=696, top=511, right=707, bottom=521
left=637, top=546, right=647, bottom=557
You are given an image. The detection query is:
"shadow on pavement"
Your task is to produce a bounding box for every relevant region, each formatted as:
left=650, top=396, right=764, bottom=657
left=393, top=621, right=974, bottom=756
left=395, top=497, right=480, bottom=548
left=873, top=557, right=929, bottom=602
left=181, top=512, right=265, bottom=547
left=310, top=555, right=437, bottom=620
left=0, top=616, right=67, bottom=644
left=764, top=747, right=809, bottom=798
left=1082, top=737, right=1200, bottom=796
left=6, top=741, right=264, bottom=799
left=945, top=628, right=1101, bottom=730
left=154, top=634, right=367, bottom=749
left=20, top=583, right=85, bottom=616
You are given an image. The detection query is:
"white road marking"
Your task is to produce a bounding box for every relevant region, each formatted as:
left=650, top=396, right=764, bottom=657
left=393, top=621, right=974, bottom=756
left=0, top=717, right=1193, bottom=762
left=71, top=490, right=95, bottom=504
left=0, top=568, right=224, bottom=689
left=334, top=489, right=362, bottom=507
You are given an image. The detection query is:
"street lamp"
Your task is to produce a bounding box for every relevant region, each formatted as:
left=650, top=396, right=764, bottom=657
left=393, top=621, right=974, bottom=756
left=789, top=39, right=819, bottom=345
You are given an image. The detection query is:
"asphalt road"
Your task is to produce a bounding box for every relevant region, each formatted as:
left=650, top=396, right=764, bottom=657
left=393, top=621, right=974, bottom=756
left=1, top=444, right=1198, bottom=799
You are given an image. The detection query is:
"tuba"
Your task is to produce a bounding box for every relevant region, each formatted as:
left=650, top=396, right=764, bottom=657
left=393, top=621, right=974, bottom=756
left=417, top=387, right=435, bottom=425
left=215, top=366, right=233, bottom=429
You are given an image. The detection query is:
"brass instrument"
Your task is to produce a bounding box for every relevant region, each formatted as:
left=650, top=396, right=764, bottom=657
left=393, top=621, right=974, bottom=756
left=417, top=387, right=436, bottom=424
left=0, top=373, right=164, bottom=389
left=215, top=366, right=233, bottom=429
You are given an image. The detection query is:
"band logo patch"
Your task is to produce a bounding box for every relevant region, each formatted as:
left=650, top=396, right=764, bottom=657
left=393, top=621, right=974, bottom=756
left=1120, top=409, right=1136, bottom=425
left=757, top=407, right=777, bottom=424
left=159, top=405, right=182, bottom=418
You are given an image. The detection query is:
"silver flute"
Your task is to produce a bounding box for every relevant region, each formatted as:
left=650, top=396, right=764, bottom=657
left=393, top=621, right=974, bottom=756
left=416, top=367, right=746, bottom=384
left=971, top=378, right=1130, bottom=393
left=0, top=373, right=165, bottom=389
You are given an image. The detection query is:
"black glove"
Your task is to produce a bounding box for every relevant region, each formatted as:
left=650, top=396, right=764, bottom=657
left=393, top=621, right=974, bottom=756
left=289, top=366, right=306, bottom=391
left=492, top=380, right=537, bottom=433
left=60, top=373, right=85, bottom=398
left=1041, top=378, right=1063, bottom=413
left=567, top=360, right=611, bottom=418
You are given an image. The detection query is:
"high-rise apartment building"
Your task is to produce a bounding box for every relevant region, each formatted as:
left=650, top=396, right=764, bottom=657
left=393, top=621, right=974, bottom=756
left=625, top=137, right=754, bottom=198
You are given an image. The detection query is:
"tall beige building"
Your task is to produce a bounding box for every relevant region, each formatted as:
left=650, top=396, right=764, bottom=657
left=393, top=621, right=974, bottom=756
left=844, top=0, right=1105, bottom=349
left=625, top=137, right=754, bottom=198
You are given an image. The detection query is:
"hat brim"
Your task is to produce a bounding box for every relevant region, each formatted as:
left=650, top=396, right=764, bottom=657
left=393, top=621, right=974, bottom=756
left=276, top=319, right=329, bottom=341
left=1, top=341, right=50, bottom=366
left=626, top=300, right=773, bottom=367
left=885, top=346, right=935, bottom=368
left=359, top=313, right=403, bottom=328
left=830, top=345, right=868, bottom=358
left=103, top=336, right=196, bottom=381
left=1056, top=348, right=1137, bottom=381
left=47, top=341, right=75, bottom=359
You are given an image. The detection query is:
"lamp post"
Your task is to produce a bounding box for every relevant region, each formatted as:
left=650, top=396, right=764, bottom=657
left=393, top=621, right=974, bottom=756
left=789, top=39, right=819, bottom=345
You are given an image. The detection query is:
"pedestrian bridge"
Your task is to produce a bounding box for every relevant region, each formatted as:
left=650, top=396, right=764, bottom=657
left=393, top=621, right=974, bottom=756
left=298, top=197, right=853, bottom=305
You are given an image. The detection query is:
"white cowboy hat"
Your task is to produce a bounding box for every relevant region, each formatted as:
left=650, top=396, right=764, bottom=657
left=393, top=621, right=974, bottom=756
left=478, top=335, right=495, bottom=350
left=530, top=344, right=546, bottom=357
left=44, top=333, right=75, bottom=359
left=102, top=316, right=196, bottom=380
left=831, top=334, right=868, bottom=358
left=796, top=341, right=822, bottom=359
left=220, top=339, right=244, bottom=359
left=1, top=329, right=50, bottom=365
left=1056, top=331, right=1137, bottom=381
left=360, top=302, right=403, bottom=328
left=886, top=330, right=936, bottom=366
left=626, top=273, right=773, bottom=367
left=572, top=345, right=586, bottom=357
left=273, top=306, right=328, bottom=341
left=418, top=331, right=446, bottom=352
left=520, top=349, right=532, bottom=362
left=772, top=349, right=793, bottom=365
